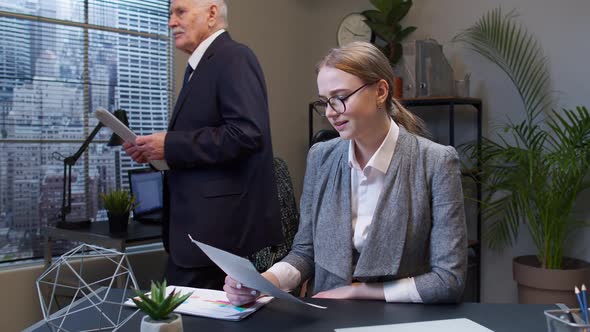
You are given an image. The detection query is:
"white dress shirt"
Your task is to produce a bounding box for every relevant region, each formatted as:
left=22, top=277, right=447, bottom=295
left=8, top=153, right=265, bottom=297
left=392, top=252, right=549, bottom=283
left=186, top=29, right=226, bottom=79
left=269, top=119, right=423, bottom=303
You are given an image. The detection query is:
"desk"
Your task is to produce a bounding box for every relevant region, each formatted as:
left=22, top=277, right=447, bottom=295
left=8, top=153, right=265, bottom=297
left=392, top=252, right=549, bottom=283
left=25, top=288, right=551, bottom=332
left=44, top=222, right=162, bottom=268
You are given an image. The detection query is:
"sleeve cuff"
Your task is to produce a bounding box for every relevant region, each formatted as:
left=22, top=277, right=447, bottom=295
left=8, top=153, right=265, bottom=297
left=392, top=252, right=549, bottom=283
left=383, top=277, right=423, bottom=303
left=267, top=262, right=301, bottom=292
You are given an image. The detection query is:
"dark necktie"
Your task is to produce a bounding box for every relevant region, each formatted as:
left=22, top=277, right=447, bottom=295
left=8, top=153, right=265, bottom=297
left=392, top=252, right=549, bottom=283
left=183, top=64, right=194, bottom=87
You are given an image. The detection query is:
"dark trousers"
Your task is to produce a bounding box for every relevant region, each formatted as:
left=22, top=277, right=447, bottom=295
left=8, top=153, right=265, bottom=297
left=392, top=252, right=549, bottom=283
left=165, top=257, right=226, bottom=290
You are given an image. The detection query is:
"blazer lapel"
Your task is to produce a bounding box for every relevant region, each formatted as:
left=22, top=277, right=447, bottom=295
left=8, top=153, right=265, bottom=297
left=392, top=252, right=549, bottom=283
left=168, top=32, right=231, bottom=130
left=353, top=127, right=413, bottom=280
left=314, top=143, right=354, bottom=282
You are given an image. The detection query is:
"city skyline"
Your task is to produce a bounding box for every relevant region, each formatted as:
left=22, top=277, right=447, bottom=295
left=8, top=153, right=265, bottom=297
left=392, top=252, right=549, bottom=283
left=0, top=0, right=171, bottom=262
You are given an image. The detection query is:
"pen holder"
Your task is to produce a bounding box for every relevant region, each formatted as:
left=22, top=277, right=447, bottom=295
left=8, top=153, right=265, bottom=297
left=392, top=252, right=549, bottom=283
left=545, top=308, right=590, bottom=332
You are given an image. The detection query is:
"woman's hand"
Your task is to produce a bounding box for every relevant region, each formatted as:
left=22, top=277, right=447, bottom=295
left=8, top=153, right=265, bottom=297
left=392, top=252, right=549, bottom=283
left=313, top=284, right=358, bottom=299
left=312, top=282, right=384, bottom=300
left=223, top=272, right=280, bottom=306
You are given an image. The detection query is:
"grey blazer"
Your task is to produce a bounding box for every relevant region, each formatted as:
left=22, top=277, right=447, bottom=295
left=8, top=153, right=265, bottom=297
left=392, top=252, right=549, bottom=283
left=282, top=126, right=467, bottom=303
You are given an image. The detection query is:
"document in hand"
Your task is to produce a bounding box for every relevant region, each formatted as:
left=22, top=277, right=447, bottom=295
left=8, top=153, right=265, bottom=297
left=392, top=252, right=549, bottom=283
left=94, top=107, right=169, bottom=170
left=188, top=235, right=327, bottom=309
left=125, top=286, right=272, bottom=321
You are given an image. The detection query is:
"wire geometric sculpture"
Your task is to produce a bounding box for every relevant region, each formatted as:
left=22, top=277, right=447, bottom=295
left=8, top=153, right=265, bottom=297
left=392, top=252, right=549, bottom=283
left=36, top=244, right=140, bottom=331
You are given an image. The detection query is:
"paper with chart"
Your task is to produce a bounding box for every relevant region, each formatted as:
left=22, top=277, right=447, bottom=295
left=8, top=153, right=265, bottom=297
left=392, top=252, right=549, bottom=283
left=335, top=318, right=494, bottom=332
left=188, top=235, right=326, bottom=309
left=95, top=107, right=169, bottom=170
left=125, top=286, right=272, bottom=321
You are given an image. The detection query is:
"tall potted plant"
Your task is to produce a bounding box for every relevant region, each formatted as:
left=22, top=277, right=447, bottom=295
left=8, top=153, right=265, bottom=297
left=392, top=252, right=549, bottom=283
left=454, top=8, right=590, bottom=305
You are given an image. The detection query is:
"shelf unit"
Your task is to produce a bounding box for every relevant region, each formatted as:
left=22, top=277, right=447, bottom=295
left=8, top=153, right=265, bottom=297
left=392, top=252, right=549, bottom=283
left=399, top=96, right=482, bottom=302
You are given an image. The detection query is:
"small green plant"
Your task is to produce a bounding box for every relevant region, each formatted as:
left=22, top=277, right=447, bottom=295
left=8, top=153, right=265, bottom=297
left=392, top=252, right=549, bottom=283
left=100, top=189, right=136, bottom=215
left=362, top=0, right=417, bottom=66
left=132, top=280, right=192, bottom=321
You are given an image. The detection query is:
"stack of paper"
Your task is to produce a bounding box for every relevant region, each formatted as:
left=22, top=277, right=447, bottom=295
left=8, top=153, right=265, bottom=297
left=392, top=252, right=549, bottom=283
left=188, top=235, right=326, bottom=309
left=125, top=286, right=272, bottom=321
left=95, top=108, right=169, bottom=170
left=335, top=318, right=494, bottom=332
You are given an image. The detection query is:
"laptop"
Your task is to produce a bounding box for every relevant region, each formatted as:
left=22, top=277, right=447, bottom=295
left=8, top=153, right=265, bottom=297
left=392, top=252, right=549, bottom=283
left=127, top=168, right=164, bottom=224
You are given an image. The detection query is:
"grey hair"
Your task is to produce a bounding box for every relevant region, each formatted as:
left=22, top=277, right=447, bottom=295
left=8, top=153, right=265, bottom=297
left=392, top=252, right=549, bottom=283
left=211, top=0, right=228, bottom=26
left=193, top=0, right=228, bottom=27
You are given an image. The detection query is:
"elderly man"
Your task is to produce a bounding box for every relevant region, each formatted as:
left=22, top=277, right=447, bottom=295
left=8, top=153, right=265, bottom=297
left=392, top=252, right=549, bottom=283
left=123, top=0, right=283, bottom=289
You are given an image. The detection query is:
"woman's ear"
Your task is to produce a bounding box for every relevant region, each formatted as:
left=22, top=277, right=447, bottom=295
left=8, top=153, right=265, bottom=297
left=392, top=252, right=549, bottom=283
left=376, top=79, right=389, bottom=106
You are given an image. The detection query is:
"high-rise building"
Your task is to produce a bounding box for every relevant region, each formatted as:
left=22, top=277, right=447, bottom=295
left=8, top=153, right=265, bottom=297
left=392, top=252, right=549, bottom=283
left=0, top=0, right=171, bottom=262
left=115, top=1, right=170, bottom=186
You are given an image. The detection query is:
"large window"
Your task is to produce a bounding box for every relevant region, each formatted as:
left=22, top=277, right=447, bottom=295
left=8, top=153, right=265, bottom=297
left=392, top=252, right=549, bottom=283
left=0, top=0, right=172, bottom=262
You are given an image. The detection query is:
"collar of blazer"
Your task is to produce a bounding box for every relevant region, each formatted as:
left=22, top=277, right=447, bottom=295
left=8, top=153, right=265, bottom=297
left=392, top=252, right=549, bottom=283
left=313, top=127, right=414, bottom=282
left=169, top=31, right=231, bottom=130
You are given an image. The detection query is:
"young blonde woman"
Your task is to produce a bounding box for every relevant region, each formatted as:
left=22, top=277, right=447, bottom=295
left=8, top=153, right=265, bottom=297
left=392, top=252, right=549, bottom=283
left=224, top=42, right=467, bottom=304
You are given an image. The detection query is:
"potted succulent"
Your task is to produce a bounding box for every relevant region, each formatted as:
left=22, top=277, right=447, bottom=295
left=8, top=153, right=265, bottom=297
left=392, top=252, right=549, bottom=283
left=100, top=189, right=135, bottom=234
left=362, top=0, right=417, bottom=67
left=454, top=8, right=590, bottom=305
left=131, top=280, right=192, bottom=332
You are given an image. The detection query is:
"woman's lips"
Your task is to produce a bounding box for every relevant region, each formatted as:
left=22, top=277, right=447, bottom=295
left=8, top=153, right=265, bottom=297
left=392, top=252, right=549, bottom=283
left=333, top=120, right=348, bottom=131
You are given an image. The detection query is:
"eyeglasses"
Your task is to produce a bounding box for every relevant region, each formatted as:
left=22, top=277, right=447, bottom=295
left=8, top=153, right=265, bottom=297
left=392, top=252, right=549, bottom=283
left=312, top=82, right=374, bottom=117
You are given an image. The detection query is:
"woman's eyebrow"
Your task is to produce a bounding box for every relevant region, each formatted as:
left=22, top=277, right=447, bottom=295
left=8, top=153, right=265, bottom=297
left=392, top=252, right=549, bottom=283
left=319, top=88, right=350, bottom=99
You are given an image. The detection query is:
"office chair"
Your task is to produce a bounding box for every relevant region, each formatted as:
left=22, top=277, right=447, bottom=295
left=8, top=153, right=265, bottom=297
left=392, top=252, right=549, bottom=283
left=249, top=157, right=300, bottom=272
left=310, top=129, right=339, bottom=146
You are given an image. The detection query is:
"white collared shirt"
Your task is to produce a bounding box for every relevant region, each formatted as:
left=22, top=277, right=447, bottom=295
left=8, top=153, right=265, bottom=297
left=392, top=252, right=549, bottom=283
left=186, top=29, right=226, bottom=80
left=268, top=119, right=422, bottom=303
left=349, top=118, right=398, bottom=252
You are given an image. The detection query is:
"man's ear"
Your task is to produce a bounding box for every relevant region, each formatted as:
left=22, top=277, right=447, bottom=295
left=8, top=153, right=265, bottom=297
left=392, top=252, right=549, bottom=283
left=207, top=5, right=219, bottom=28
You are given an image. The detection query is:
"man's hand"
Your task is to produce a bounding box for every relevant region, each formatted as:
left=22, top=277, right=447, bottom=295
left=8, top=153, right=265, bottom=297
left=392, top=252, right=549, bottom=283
left=122, top=141, right=148, bottom=164
left=136, top=132, right=167, bottom=161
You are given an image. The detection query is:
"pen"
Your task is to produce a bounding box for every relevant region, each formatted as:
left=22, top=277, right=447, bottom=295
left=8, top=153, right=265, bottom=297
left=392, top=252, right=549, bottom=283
left=574, top=286, right=586, bottom=321
left=582, top=284, right=589, bottom=324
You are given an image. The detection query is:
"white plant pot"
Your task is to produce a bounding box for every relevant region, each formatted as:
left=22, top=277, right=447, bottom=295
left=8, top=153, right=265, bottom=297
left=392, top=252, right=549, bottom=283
left=140, top=313, right=183, bottom=332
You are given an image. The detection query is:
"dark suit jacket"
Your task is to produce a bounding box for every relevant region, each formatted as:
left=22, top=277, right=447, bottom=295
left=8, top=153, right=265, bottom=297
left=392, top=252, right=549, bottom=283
left=163, top=32, right=283, bottom=268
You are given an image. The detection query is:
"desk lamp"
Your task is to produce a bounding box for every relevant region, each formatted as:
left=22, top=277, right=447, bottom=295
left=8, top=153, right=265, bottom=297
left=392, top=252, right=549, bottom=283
left=57, top=109, right=129, bottom=229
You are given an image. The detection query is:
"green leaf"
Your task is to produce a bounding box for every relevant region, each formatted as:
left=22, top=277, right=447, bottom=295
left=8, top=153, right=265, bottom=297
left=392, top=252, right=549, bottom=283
left=101, top=189, right=136, bottom=214
left=388, top=0, right=413, bottom=24
left=370, top=0, right=393, bottom=13
left=365, top=21, right=394, bottom=41
left=155, top=288, right=177, bottom=319
left=394, top=26, right=416, bottom=42
left=362, top=10, right=386, bottom=23
left=131, top=280, right=194, bottom=320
